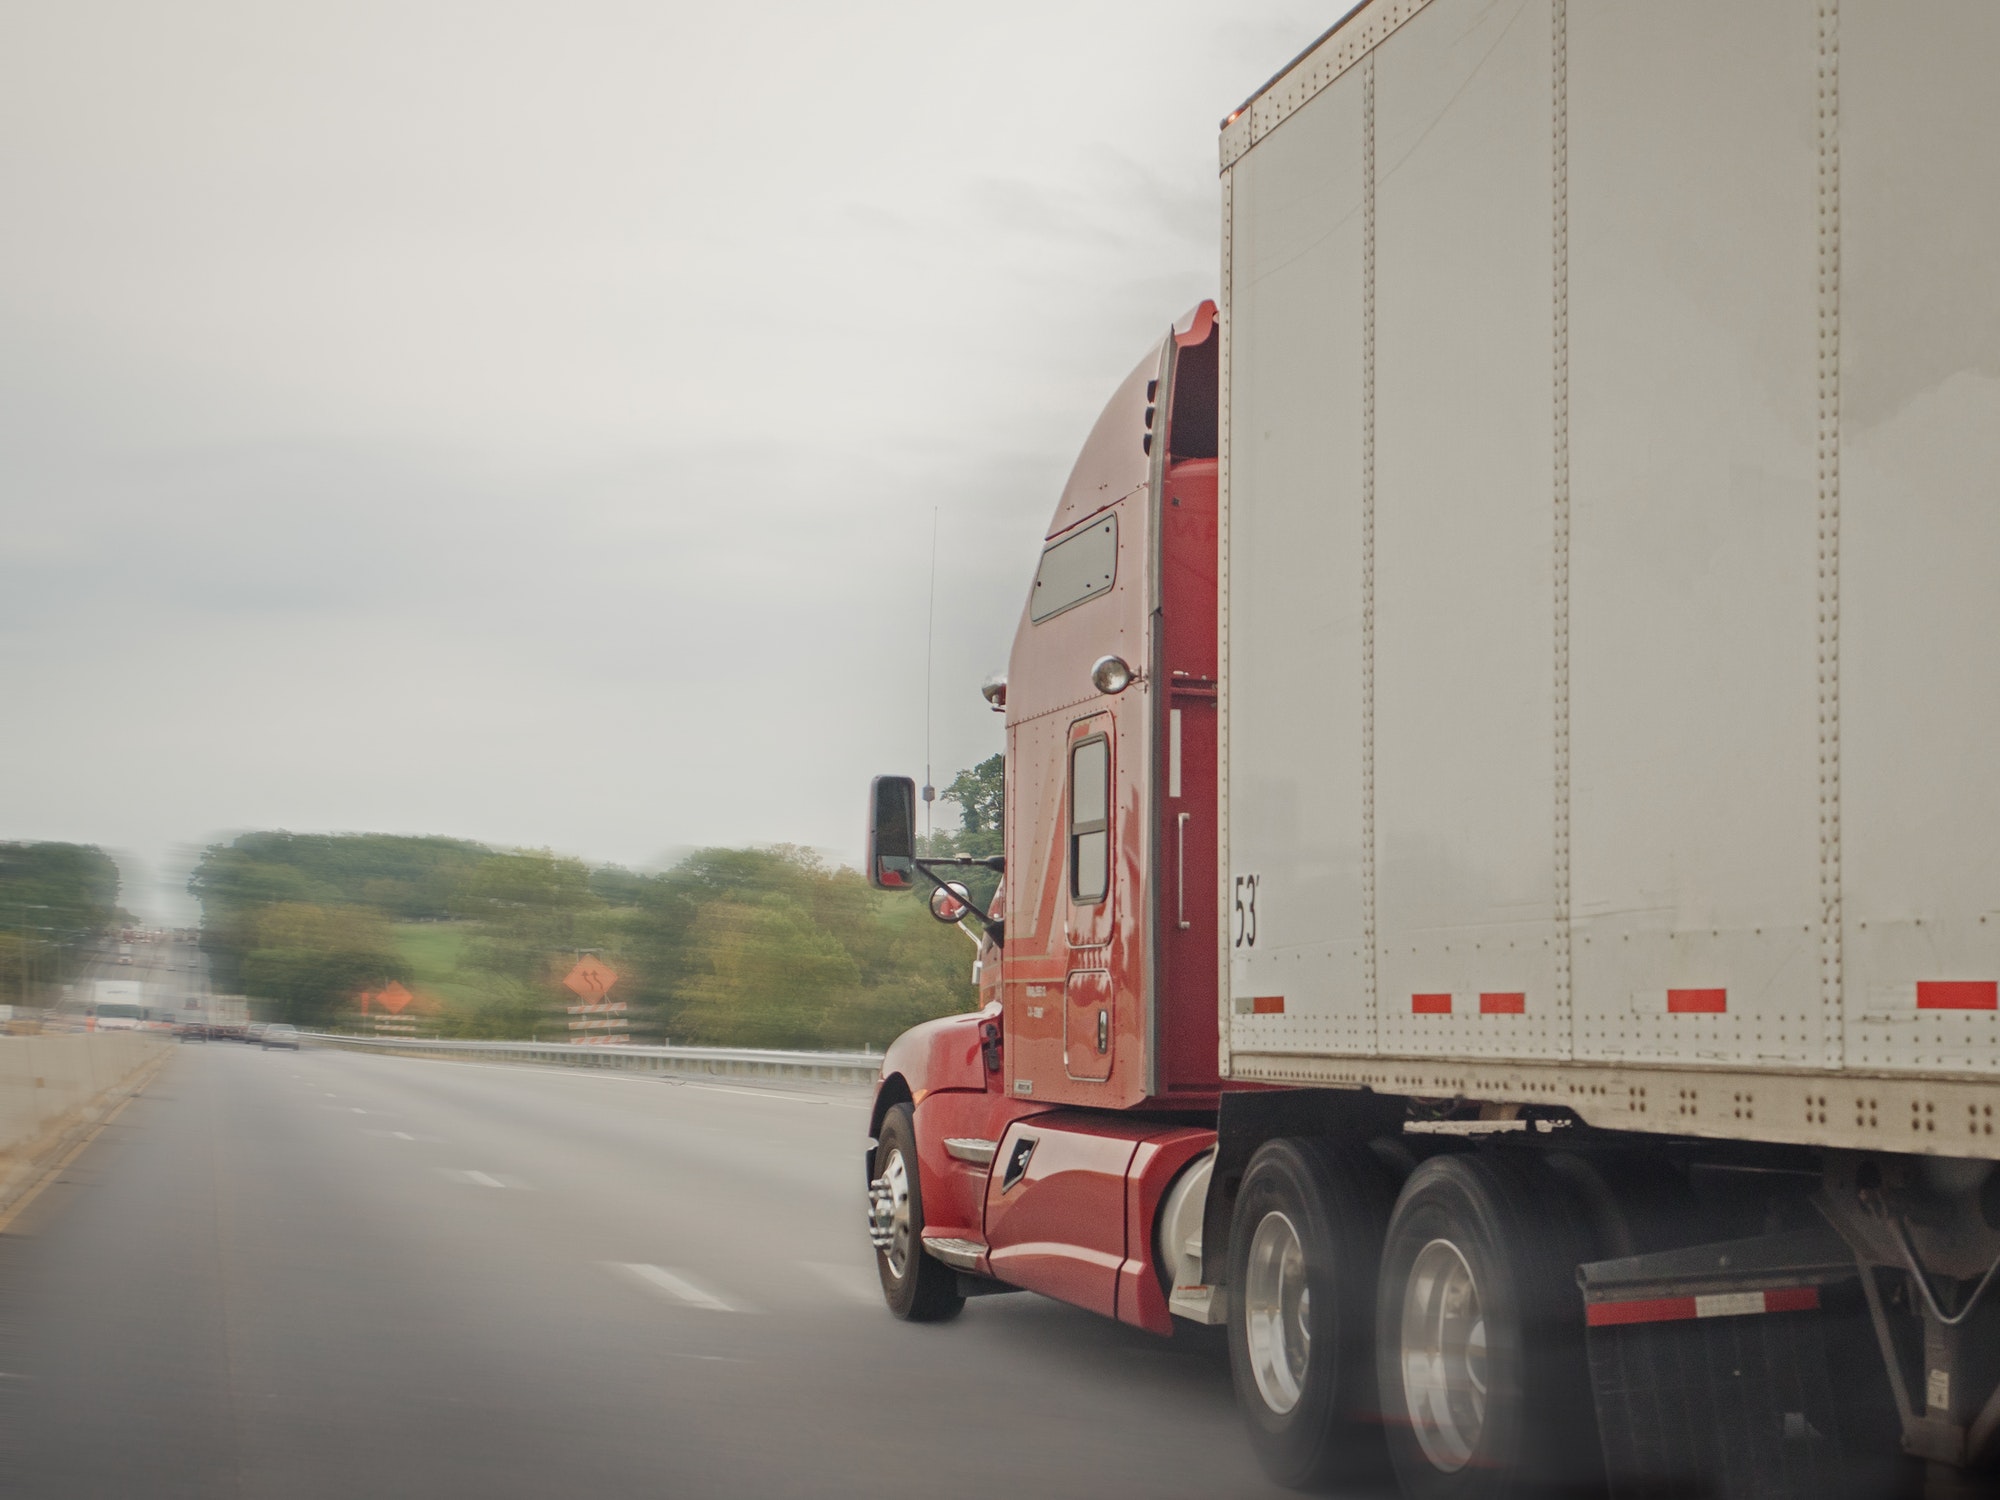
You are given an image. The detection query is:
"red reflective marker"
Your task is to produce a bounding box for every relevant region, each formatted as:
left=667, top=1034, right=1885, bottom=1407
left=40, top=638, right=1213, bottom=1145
left=1668, top=989, right=1727, bottom=1014
left=1917, top=981, right=1998, bottom=1011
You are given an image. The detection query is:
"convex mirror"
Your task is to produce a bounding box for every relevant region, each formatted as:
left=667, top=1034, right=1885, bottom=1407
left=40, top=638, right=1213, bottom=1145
left=928, top=882, right=972, bottom=924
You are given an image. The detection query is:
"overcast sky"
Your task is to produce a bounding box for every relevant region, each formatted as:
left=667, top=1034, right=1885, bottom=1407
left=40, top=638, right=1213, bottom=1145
left=1, top=0, right=1329, bottom=917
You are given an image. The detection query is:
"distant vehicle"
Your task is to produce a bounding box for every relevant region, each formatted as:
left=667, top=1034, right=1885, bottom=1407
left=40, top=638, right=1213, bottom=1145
left=116, top=955, right=132, bottom=966
left=90, top=979, right=145, bottom=1031
left=203, top=994, right=250, bottom=1041
left=246, top=1023, right=268, bottom=1044
left=261, top=1024, right=299, bottom=1051
left=177, top=1021, right=208, bottom=1043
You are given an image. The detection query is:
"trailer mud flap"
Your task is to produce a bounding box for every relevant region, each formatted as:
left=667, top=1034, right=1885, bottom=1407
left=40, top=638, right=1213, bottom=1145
left=1579, top=1228, right=1905, bottom=1500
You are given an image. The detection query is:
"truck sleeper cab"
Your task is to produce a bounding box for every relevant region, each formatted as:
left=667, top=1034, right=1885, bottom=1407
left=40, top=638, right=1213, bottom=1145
left=864, top=300, right=1226, bottom=1332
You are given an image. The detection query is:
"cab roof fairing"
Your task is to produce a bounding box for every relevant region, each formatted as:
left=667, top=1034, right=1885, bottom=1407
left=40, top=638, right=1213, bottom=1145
left=1002, top=302, right=1216, bottom=730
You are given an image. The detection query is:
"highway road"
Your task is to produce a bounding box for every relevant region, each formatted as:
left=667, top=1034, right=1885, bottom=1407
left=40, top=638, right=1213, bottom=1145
left=0, top=1040, right=1300, bottom=1498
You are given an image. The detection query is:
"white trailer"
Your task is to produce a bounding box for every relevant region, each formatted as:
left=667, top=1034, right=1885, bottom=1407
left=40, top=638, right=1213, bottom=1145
left=90, top=978, right=145, bottom=1030
left=1212, top=1, right=2000, bottom=1493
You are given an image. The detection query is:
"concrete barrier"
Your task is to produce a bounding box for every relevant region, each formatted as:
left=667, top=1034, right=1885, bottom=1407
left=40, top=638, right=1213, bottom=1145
left=0, top=1032, right=169, bottom=1214
left=304, top=1033, right=883, bottom=1086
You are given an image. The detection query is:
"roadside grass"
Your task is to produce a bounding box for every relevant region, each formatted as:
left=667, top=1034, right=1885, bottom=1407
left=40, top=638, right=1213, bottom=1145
left=390, top=922, right=492, bottom=1010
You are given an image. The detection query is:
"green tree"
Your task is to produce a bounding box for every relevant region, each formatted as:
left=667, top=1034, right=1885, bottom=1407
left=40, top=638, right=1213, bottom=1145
left=185, top=831, right=978, bottom=1048
left=673, top=895, right=860, bottom=1048
left=917, top=753, right=1003, bottom=908
left=944, top=754, right=1004, bottom=844
left=0, top=842, right=121, bottom=1004
left=237, top=901, right=411, bottom=1027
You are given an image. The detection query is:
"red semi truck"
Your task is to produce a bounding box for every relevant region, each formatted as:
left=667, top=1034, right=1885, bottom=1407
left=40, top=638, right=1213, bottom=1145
left=864, top=3, right=2000, bottom=1495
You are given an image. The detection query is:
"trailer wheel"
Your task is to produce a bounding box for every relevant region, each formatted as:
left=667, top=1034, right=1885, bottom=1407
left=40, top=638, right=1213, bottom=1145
left=1227, top=1137, right=1395, bottom=1489
left=869, top=1104, right=964, bottom=1323
left=1376, top=1152, right=1599, bottom=1499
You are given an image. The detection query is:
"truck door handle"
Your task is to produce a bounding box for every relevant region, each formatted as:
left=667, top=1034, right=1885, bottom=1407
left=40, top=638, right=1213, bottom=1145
left=1177, top=813, right=1192, bottom=930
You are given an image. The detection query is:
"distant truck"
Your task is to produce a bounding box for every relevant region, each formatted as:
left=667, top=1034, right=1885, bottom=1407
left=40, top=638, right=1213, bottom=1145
left=173, top=994, right=248, bottom=1039
left=89, top=979, right=145, bottom=1031
left=861, top=4, right=2000, bottom=1497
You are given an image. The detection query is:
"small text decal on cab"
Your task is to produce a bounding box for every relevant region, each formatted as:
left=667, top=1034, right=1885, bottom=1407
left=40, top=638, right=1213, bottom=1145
left=1233, top=874, right=1260, bottom=948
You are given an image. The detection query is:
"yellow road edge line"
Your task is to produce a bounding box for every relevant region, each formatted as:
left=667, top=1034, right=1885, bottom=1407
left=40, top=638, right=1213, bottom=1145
left=0, top=1048, right=173, bottom=1236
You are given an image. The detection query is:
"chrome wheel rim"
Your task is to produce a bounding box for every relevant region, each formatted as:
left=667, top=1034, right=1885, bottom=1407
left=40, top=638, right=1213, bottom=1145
left=1243, top=1210, right=1312, bottom=1415
left=1400, top=1237, right=1487, bottom=1472
left=871, top=1149, right=914, bottom=1278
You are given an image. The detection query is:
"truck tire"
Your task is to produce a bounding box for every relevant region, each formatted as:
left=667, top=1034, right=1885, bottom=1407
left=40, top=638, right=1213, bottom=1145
left=1375, top=1151, right=1601, bottom=1500
left=1227, top=1136, right=1395, bottom=1490
left=870, top=1103, right=964, bottom=1323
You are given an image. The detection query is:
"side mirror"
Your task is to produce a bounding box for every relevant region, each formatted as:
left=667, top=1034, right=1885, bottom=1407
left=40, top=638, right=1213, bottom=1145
left=928, top=882, right=971, bottom=924
left=867, top=775, right=918, bottom=890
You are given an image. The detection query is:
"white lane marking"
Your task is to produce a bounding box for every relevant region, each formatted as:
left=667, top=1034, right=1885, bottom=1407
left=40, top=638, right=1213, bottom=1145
left=392, top=1131, right=416, bottom=1141
left=350, top=1107, right=367, bottom=1114
left=436, top=1168, right=513, bottom=1188
left=803, top=1261, right=883, bottom=1305
left=610, top=1262, right=752, bottom=1313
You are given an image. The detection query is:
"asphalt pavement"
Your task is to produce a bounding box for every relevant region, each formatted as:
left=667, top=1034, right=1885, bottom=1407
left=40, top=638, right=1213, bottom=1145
left=0, top=1040, right=1294, bottom=1498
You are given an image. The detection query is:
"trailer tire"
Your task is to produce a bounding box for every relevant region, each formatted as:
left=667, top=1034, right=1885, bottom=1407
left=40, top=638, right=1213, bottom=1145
left=1227, top=1136, right=1395, bottom=1490
left=1376, top=1151, right=1600, bottom=1500
left=871, top=1103, right=964, bottom=1323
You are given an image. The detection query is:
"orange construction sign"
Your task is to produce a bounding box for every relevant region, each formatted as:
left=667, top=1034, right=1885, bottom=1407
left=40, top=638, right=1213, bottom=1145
left=376, top=981, right=414, bottom=1016
left=562, top=955, right=618, bottom=1005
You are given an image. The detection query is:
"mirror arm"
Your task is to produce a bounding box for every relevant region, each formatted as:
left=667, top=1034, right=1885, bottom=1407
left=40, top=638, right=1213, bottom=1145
left=912, top=858, right=1005, bottom=944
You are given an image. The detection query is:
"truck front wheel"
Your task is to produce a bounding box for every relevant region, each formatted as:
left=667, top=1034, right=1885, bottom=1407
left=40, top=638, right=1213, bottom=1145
left=1376, top=1152, right=1600, bottom=1499
left=869, top=1103, right=964, bottom=1323
left=1227, top=1137, right=1395, bottom=1489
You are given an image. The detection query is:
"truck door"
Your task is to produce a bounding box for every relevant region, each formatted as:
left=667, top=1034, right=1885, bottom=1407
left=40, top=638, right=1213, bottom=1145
left=1064, top=717, right=1116, bottom=1081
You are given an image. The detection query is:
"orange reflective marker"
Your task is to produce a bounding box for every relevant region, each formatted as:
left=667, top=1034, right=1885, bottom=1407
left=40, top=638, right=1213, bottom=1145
left=563, top=955, right=619, bottom=1005
left=376, top=981, right=415, bottom=1016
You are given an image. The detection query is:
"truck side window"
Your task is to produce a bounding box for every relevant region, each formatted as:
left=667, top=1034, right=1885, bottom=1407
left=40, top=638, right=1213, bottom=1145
left=1070, top=735, right=1109, bottom=904
left=1031, top=517, right=1117, bottom=622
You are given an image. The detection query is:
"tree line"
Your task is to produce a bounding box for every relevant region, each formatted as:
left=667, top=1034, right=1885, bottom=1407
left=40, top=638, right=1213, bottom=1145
left=189, top=759, right=1005, bottom=1050
left=0, top=842, right=125, bottom=1006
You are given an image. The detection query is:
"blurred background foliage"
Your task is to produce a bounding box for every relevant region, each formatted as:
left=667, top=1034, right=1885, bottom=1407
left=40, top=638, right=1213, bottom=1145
left=188, top=763, right=1002, bottom=1046
left=0, top=841, right=125, bottom=1004
left=916, top=752, right=1003, bottom=911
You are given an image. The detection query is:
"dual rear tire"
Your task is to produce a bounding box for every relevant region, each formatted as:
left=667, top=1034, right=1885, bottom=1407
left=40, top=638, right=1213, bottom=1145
left=1226, top=1138, right=1396, bottom=1489
left=1229, top=1140, right=1601, bottom=1496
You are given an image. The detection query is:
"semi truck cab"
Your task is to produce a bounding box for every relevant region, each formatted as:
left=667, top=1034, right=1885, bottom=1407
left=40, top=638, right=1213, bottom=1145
left=864, top=303, right=1230, bottom=1336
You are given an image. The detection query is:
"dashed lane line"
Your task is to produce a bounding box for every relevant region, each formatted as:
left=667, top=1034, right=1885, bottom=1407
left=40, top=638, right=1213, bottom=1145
left=610, top=1262, right=754, bottom=1313
left=435, top=1168, right=514, bottom=1188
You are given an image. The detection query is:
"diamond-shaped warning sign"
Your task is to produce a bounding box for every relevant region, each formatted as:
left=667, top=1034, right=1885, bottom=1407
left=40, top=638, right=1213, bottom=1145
left=376, top=980, right=414, bottom=1016
left=562, top=955, right=618, bottom=1005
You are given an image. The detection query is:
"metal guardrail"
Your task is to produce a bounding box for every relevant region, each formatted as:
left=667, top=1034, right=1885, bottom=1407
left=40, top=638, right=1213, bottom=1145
left=301, top=1033, right=883, bottom=1085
